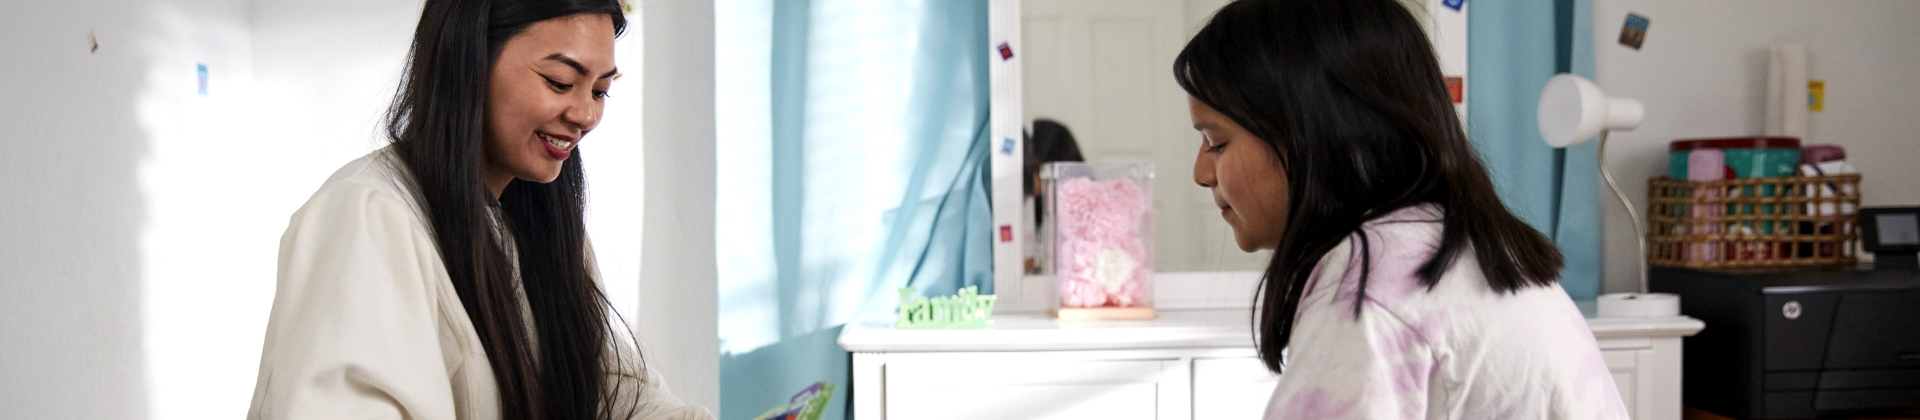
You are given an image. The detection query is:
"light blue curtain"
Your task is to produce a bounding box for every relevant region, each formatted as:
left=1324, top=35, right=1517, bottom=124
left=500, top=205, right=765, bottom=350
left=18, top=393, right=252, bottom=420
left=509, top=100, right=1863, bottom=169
left=714, top=0, right=991, bottom=419
left=1467, top=0, right=1603, bottom=301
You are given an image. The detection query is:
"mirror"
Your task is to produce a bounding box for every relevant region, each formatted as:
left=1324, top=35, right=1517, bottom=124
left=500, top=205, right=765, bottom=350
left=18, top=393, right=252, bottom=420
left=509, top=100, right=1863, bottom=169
left=1020, top=0, right=1256, bottom=273
left=988, top=0, right=1466, bottom=309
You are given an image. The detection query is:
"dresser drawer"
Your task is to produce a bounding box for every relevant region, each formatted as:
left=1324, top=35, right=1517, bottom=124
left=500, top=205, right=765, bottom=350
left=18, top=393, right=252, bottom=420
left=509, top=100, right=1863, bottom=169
left=884, top=358, right=1178, bottom=420
left=1191, top=357, right=1278, bottom=419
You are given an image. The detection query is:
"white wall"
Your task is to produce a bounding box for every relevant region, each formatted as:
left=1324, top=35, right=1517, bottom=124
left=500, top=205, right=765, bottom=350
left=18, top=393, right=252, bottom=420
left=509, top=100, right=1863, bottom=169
left=637, top=0, right=722, bottom=411
left=1593, top=0, right=1920, bottom=292
left=2, top=0, right=658, bottom=417
left=0, top=0, right=269, bottom=416
left=0, top=0, right=180, bottom=417
left=0, top=0, right=382, bottom=416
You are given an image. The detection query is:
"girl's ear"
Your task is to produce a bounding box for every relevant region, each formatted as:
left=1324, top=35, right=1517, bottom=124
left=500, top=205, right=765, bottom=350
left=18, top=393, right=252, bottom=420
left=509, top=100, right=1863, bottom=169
left=1269, top=142, right=1291, bottom=174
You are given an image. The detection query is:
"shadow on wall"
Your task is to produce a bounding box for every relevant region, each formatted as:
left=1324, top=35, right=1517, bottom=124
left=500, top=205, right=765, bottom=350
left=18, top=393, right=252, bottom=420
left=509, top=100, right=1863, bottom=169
left=718, top=326, right=849, bottom=420
left=0, top=1, right=153, bottom=418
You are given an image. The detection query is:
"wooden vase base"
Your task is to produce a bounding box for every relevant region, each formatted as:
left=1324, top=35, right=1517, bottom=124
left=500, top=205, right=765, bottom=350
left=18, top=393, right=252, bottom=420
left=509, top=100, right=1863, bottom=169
left=1050, top=307, right=1158, bottom=320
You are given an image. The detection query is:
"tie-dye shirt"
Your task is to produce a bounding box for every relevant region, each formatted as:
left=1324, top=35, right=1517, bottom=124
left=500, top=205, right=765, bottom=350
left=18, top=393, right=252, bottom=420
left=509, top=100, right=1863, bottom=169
left=1264, top=205, right=1627, bottom=419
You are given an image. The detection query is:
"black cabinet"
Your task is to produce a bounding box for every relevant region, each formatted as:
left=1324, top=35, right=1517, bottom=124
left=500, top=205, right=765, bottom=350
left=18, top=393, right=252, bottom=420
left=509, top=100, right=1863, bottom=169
left=1652, top=266, right=1920, bottom=419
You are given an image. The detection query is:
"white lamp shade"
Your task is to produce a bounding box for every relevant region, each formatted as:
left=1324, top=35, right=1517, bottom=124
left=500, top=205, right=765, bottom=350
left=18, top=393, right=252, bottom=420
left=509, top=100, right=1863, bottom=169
left=1537, top=73, right=1645, bottom=148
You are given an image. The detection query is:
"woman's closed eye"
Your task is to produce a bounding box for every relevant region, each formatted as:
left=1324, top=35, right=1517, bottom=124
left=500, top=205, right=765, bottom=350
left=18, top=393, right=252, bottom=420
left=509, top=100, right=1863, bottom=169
left=544, top=76, right=573, bottom=92
left=545, top=76, right=610, bottom=100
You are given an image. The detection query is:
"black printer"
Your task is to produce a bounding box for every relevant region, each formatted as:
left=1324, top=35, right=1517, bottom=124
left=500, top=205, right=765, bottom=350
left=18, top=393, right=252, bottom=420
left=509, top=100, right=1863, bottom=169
left=1653, top=266, right=1920, bottom=419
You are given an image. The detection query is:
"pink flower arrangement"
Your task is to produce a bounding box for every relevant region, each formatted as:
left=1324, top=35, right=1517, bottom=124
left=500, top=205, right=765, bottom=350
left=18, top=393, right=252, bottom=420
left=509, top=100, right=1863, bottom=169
left=1053, top=177, right=1152, bottom=308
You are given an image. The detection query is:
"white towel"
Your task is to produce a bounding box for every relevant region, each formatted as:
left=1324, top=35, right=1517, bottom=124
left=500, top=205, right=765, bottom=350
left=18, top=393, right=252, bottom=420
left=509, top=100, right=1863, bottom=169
left=1765, top=43, right=1810, bottom=140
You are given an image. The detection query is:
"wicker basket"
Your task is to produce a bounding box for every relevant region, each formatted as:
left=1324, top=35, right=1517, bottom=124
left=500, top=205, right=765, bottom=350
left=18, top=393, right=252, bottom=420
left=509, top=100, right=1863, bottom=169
left=1646, top=174, right=1861, bottom=269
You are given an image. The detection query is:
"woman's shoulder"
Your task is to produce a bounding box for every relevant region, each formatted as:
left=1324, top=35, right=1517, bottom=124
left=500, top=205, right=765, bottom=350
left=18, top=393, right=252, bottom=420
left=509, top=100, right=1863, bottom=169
left=312, top=147, right=415, bottom=200
left=293, top=147, right=427, bottom=227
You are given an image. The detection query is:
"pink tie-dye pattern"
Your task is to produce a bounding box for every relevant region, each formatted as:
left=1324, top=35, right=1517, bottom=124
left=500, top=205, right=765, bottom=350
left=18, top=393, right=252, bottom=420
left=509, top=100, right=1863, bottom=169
left=1054, top=177, right=1151, bottom=307
left=1266, top=205, right=1628, bottom=419
left=1300, top=246, right=1339, bottom=300
left=1324, top=226, right=1440, bottom=310
left=1386, top=356, right=1435, bottom=418
left=1566, top=308, right=1623, bottom=413
left=1280, top=388, right=1357, bottom=418
left=1380, top=309, right=1452, bottom=418
left=1376, top=309, right=1449, bottom=358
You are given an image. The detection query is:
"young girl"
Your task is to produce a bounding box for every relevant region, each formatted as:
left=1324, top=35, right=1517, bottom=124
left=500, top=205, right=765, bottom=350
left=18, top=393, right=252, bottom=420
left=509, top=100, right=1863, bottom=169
left=1175, top=0, right=1627, bottom=418
left=248, top=0, right=710, bottom=418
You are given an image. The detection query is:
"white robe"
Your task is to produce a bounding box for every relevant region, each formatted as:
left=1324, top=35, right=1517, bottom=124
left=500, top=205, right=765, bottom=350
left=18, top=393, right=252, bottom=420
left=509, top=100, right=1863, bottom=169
left=248, top=148, right=713, bottom=420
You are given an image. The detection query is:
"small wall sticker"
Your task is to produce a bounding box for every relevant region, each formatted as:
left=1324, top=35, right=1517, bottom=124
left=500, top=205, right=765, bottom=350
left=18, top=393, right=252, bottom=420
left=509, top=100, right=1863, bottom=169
left=1619, top=13, right=1650, bottom=50
left=1808, top=80, right=1825, bottom=112
left=1444, top=76, right=1464, bottom=103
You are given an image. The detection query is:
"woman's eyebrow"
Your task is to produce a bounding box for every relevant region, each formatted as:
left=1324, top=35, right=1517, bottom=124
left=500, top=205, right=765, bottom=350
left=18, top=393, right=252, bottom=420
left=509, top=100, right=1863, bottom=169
left=1193, top=122, right=1221, bottom=131
left=544, top=53, right=619, bottom=79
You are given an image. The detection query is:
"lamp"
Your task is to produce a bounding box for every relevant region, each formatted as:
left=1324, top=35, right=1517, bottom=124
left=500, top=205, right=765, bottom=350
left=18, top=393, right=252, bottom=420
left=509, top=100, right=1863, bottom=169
left=1537, top=73, right=1678, bottom=318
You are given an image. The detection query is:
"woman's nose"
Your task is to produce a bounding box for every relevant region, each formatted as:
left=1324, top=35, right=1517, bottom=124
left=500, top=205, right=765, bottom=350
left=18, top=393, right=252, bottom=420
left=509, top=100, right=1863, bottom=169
left=1193, top=147, right=1216, bottom=188
left=563, top=98, right=600, bottom=134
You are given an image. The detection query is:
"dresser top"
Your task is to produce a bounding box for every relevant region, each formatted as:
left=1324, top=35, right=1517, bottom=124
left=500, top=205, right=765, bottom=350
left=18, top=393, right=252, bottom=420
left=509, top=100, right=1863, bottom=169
left=838, top=308, right=1703, bottom=353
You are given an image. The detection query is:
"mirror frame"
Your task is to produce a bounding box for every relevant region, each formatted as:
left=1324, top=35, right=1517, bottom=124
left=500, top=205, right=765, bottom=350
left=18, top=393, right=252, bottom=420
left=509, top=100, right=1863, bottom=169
left=986, top=0, right=1470, bottom=313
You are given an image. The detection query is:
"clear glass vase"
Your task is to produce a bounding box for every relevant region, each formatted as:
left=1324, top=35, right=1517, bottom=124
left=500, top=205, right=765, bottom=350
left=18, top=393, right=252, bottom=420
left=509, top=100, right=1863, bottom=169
left=1041, top=161, right=1155, bottom=311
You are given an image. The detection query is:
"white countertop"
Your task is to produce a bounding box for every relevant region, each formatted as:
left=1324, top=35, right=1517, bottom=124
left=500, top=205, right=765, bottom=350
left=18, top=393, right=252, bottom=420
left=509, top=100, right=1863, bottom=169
left=837, top=308, right=1705, bottom=353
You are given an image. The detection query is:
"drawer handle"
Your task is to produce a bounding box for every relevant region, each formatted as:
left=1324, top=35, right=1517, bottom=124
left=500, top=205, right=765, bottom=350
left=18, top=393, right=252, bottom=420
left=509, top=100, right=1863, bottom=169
left=1900, top=353, right=1920, bottom=362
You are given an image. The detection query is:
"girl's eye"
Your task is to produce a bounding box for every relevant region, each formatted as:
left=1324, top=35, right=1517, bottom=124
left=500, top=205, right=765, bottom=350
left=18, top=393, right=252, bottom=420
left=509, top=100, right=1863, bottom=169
left=1204, top=135, right=1225, bottom=154
left=545, top=77, right=573, bottom=92
left=592, top=90, right=610, bottom=100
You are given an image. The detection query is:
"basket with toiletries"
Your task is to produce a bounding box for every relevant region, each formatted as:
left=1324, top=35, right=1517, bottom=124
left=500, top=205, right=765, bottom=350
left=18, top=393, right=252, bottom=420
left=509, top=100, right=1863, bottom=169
left=1648, top=137, right=1861, bottom=269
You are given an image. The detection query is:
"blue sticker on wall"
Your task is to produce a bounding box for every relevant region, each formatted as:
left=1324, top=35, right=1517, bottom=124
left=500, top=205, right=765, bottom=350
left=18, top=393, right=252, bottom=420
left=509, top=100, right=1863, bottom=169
left=1443, top=0, right=1463, bottom=11
left=1000, top=138, right=1016, bottom=156
left=197, top=63, right=208, bottom=96
left=1619, top=13, right=1650, bottom=50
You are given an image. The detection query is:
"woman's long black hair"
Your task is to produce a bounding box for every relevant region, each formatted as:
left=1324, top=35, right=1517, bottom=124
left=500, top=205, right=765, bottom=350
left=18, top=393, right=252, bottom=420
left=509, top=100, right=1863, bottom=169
left=1174, top=0, right=1564, bottom=373
left=385, top=0, right=631, bottom=417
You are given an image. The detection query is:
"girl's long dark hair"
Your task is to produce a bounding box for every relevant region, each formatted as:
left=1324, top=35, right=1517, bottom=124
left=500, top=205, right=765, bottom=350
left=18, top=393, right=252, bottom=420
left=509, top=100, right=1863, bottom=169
left=1174, top=0, right=1564, bottom=373
left=385, top=0, right=630, bottom=417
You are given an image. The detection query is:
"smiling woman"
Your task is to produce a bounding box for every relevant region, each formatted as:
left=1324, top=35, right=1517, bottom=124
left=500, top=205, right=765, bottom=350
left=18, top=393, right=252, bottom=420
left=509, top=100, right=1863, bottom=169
left=482, top=15, right=621, bottom=198
left=246, top=0, right=712, bottom=419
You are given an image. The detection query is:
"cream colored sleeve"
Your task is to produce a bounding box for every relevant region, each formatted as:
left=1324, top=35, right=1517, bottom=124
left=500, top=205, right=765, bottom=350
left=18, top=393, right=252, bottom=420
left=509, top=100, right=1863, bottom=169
left=602, top=338, right=716, bottom=420
left=584, top=238, right=716, bottom=420
left=248, top=181, right=464, bottom=420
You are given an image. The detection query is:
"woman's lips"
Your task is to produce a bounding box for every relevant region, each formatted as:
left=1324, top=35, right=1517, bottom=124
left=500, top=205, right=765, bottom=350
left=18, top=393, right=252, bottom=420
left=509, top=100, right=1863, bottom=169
left=538, top=132, right=574, bottom=160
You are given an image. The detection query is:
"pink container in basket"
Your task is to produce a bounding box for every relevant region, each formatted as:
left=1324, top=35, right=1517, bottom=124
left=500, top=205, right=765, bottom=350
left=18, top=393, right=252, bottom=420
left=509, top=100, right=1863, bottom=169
left=1686, top=149, right=1724, bottom=262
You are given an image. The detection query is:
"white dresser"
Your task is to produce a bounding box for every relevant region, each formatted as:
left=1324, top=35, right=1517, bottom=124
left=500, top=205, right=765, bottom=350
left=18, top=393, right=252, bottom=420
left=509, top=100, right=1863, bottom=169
left=838, top=307, right=1702, bottom=419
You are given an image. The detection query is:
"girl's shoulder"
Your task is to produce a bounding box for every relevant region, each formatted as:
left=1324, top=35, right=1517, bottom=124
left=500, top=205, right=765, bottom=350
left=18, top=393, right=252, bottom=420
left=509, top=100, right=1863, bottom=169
left=1328, top=203, right=1590, bottom=347
left=1363, top=203, right=1445, bottom=227
left=1309, top=203, right=1567, bottom=323
left=1302, top=205, right=1439, bottom=307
